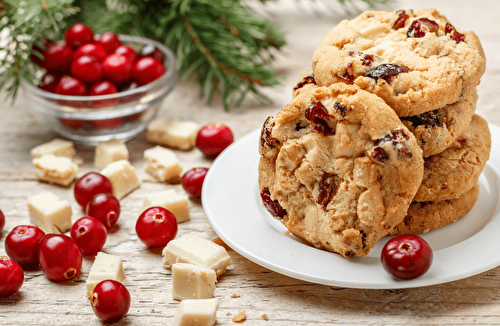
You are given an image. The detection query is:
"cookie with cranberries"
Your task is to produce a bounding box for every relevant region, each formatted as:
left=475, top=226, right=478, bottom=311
left=258, top=84, right=424, bottom=258
left=312, top=8, right=485, bottom=117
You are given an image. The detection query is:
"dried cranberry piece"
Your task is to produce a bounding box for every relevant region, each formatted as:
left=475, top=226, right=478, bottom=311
left=401, top=110, right=443, bottom=128
left=445, top=23, right=465, bottom=43
left=458, top=138, right=467, bottom=147
left=317, top=172, right=340, bottom=210
left=260, top=188, right=287, bottom=218
left=393, top=10, right=409, bottom=30
left=371, top=130, right=412, bottom=162
left=341, top=71, right=354, bottom=84
left=371, top=147, right=390, bottom=162
left=260, top=117, right=279, bottom=149
left=334, top=102, right=347, bottom=117
left=361, top=54, right=374, bottom=67
left=407, top=18, right=439, bottom=38
left=293, top=74, right=316, bottom=91
left=305, top=102, right=334, bottom=135
left=365, top=64, right=409, bottom=82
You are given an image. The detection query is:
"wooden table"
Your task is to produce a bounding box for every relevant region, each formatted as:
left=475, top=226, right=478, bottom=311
left=1, top=0, right=500, bottom=324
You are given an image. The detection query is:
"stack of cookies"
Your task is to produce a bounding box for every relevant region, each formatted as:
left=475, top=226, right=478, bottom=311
left=258, top=8, right=491, bottom=258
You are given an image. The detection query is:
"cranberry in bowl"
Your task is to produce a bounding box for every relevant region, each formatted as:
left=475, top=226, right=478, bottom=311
left=21, top=34, right=177, bottom=146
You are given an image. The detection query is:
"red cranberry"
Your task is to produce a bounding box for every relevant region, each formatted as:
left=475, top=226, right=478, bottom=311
left=86, top=193, right=121, bottom=229
left=0, top=208, right=4, bottom=233
left=293, top=74, right=316, bottom=91
left=64, top=23, right=94, bottom=48
left=59, top=118, right=87, bottom=129
left=371, top=130, right=412, bottom=162
left=365, top=63, right=409, bottom=82
left=393, top=10, right=409, bottom=30
left=317, top=172, right=340, bottom=210
left=305, top=101, right=334, bottom=135
left=91, top=280, right=131, bottom=323
left=30, top=38, right=55, bottom=67
left=114, top=45, right=138, bottom=63
left=0, top=257, right=24, bottom=298
left=260, top=188, right=287, bottom=218
left=55, top=75, right=88, bottom=96
left=119, top=81, right=144, bottom=104
left=260, top=117, right=279, bottom=149
left=91, top=118, right=124, bottom=130
left=102, top=54, right=133, bottom=85
left=71, top=56, right=103, bottom=84
left=131, top=57, right=166, bottom=86
left=5, top=225, right=45, bottom=267
left=407, top=18, right=439, bottom=38
left=445, top=23, right=465, bottom=43
left=43, top=43, right=74, bottom=73
left=401, top=110, right=443, bottom=128
left=381, top=235, right=433, bottom=280
left=96, top=32, right=122, bottom=54
left=89, top=80, right=119, bottom=108
left=196, top=123, right=234, bottom=158
left=135, top=206, right=178, bottom=248
left=38, top=72, right=61, bottom=93
left=181, top=167, right=209, bottom=198
left=70, top=216, right=107, bottom=255
left=138, top=44, right=165, bottom=63
left=74, top=172, right=113, bottom=209
left=38, top=234, right=83, bottom=281
left=74, top=43, right=107, bottom=63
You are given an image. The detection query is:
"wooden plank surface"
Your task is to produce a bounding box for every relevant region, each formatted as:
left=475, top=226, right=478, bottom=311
left=1, top=0, right=500, bottom=324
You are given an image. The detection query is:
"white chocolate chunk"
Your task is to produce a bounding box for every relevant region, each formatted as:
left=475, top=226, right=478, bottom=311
left=94, top=138, right=129, bottom=169
left=162, top=233, right=230, bottom=277
left=144, top=146, right=183, bottom=183
left=28, top=192, right=72, bottom=234
left=86, top=252, right=125, bottom=294
left=173, top=298, right=219, bottom=326
left=172, top=263, right=216, bottom=301
left=141, top=189, right=190, bottom=223
left=147, top=117, right=200, bottom=150
left=32, top=154, right=79, bottom=187
left=31, top=138, right=76, bottom=158
left=101, top=160, right=141, bottom=200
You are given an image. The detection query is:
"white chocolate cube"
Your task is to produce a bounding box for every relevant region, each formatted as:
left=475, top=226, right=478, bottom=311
left=173, top=298, right=219, bottom=326
left=32, top=154, right=79, bottom=187
left=28, top=192, right=72, bottom=233
left=147, top=118, right=200, bottom=150
left=162, top=233, right=230, bottom=277
left=144, top=146, right=183, bottom=183
left=31, top=138, right=75, bottom=158
left=94, top=138, right=129, bottom=169
left=141, top=189, right=190, bottom=223
left=101, top=160, right=141, bottom=200
left=172, top=263, right=216, bottom=300
left=86, top=252, right=125, bottom=294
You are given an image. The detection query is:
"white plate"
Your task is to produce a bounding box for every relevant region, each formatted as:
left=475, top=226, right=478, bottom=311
left=202, top=124, right=500, bottom=289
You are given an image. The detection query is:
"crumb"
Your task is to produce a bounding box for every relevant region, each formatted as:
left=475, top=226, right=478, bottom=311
left=283, top=230, right=291, bottom=236
left=232, top=311, right=246, bottom=323
left=151, top=309, right=155, bottom=313
left=261, top=314, right=268, bottom=321
left=230, top=293, right=240, bottom=298
left=212, top=237, right=231, bottom=251
left=72, top=156, right=84, bottom=166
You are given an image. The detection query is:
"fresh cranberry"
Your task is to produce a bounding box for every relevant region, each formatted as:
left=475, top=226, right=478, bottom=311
left=181, top=167, right=209, bottom=198
left=365, top=63, right=409, bottom=82
left=138, top=44, right=165, bottom=63
left=102, top=54, right=133, bottom=85
left=38, top=234, right=83, bottom=281
left=120, top=81, right=144, bottom=104
left=71, top=56, right=103, bottom=84
left=64, top=23, right=94, bottom=48
left=30, top=38, right=55, bottom=67
left=196, top=123, right=234, bottom=158
left=114, top=45, right=138, bottom=63
left=38, top=72, right=60, bottom=93
left=381, top=234, right=433, bottom=280
left=43, top=43, right=74, bottom=73
left=407, top=18, right=439, bottom=38
left=89, top=80, right=119, bottom=108
left=96, top=32, right=122, bottom=54
left=74, top=172, right=113, bottom=209
left=0, top=209, right=4, bottom=233
left=0, top=257, right=24, bottom=298
left=54, top=75, right=88, bottom=107
left=305, top=102, right=334, bottom=135
left=91, top=118, right=124, bottom=130
left=91, top=280, right=131, bottom=323
left=59, top=118, right=87, bottom=129
left=132, top=57, right=166, bottom=86
left=74, top=43, right=107, bottom=63
left=445, top=23, right=465, bottom=43
left=70, top=216, right=107, bottom=255
left=135, top=206, right=178, bottom=248
left=5, top=225, right=45, bottom=267
left=260, top=188, right=286, bottom=218
left=86, top=193, right=121, bottom=229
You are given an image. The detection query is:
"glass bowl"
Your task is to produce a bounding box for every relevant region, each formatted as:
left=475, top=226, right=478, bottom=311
left=21, top=34, right=177, bottom=146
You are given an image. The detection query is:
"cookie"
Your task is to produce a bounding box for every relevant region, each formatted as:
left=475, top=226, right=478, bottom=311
left=401, top=89, right=477, bottom=157
left=311, top=9, right=486, bottom=117
left=390, top=184, right=479, bottom=235
left=258, top=83, right=424, bottom=258
left=414, top=114, right=491, bottom=202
